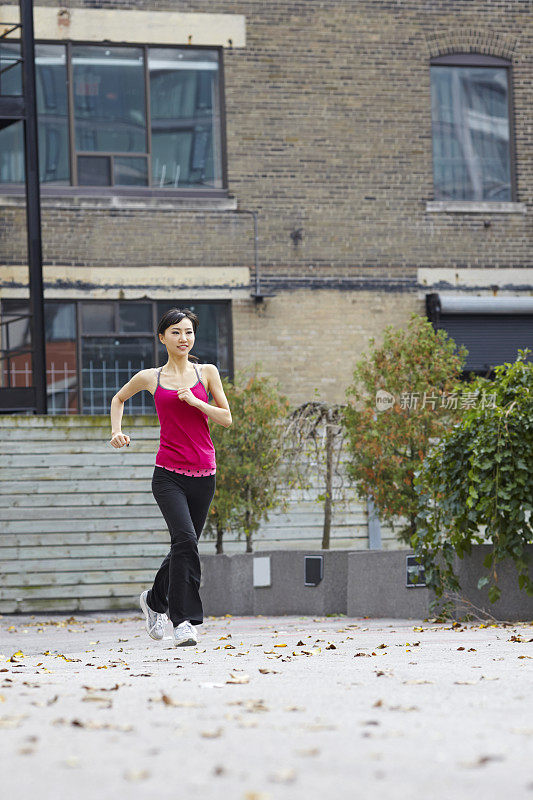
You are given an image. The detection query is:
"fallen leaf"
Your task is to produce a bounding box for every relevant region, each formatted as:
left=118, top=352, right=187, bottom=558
left=268, top=767, right=297, bottom=784
left=0, top=714, right=26, bottom=728
left=8, top=651, right=25, bottom=662
left=295, top=747, right=320, bottom=757
left=82, top=684, right=121, bottom=692
left=200, top=727, right=223, bottom=738
left=226, top=673, right=250, bottom=684
left=124, top=769, right=150, bottom=782
left=460, top=754, right=505, bottom=768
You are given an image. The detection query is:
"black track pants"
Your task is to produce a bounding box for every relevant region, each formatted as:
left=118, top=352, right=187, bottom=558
left=146, top=465, right=216, bottom=627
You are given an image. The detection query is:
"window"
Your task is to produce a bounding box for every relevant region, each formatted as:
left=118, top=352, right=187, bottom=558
left=0, top=42, right=224, bottom=191
left=430, top=54, right=514, bottom=201
left=426, top=293, right=533, bottom=377
left=0, top=299, right=233, bottom=414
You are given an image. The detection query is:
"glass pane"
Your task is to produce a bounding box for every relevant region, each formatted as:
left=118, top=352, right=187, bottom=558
left=1, top=300, right=78, bottom=414
left=78, top=155, right=111, bottom=185
left=73, top=45, right=146, bottom=154
left=156, top=301, right=231, bottom=380
left=44, top=302, right=78, bottom=413
left=0, top=120, right=24, bottom=183
left=82, top=336, right=153, bottom=414
left=118, top=302, right=152, bottom=332
left=431, top=66, right=511, bottom=201
left=0, top=300, right=31, bottom=388
left=0, top=42, right=22, bottom=95
left=148, top=48, right=222, bottom=188
left=36, top=45, right=70, bottom=184
left=45, top=302, right=76, bottom=341
left=81, top=303, right=114, bottom=333
left=114, top=155, right=148, bottom=186
left=0, top=44, right=69, bottom=184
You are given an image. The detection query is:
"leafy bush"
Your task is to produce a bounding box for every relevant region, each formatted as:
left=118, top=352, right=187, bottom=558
left=412, top=349, right=533, bottom=607
left=205, top=368, right=293, bottom=552
left=343, top=314, right=467, bottom=543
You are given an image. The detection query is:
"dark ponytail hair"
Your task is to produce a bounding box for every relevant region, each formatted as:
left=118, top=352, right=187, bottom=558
left=157, top=307, right=200, bottom=363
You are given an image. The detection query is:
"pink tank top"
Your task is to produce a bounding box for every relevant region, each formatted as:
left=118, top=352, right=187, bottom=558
left=154, top=363, right=216, bottom=476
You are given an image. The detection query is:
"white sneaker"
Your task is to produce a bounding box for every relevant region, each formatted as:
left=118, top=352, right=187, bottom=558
left=173, top=620, right=198, bottom=647
left=139, top=590, right=166, bottom=640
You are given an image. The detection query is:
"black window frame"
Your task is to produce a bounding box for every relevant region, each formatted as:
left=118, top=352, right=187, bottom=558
left=0, top=298, right=234, bottom=415
left=0, top=39, right=229, bottom=199
left=429, top=52, right=517, bottom=203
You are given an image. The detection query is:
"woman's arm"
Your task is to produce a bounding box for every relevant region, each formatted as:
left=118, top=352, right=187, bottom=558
left=109, top=369, right=152, bottom=447
left=177, top=364, right=232, bottom=427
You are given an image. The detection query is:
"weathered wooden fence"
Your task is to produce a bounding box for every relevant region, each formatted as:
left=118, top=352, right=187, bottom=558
left=0, top=415, right=398, bottom=613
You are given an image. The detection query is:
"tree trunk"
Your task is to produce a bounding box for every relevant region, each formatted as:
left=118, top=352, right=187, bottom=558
left=216, top=521, right=224, bottom=554
left=245, top=484, right=253, bottom=552
left=322, top=418, right=333, bottom=549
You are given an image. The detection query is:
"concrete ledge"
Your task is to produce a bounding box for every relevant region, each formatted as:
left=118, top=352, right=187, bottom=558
left=0, top=5, right=246, bottom=47
left=426, top=201, right=527, bottom=214
left=200, top=546, right=533, bottom=621
left=346, top=550, right=431, bottom=619
left=453, top=546, right=533, bottom=621
left=0, top=193, right=238, bottom=211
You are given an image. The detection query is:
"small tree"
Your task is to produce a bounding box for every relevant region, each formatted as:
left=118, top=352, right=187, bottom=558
left=412, top=349, right=533, bottom=614
left=284, top=401, right=352, bottom=549
left=205, top=367, right=294, bottom=553
left=342, top=314, right=467, bottom=543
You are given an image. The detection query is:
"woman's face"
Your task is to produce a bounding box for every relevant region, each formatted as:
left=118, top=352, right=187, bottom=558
left=159, top=317, right=195, bottom=355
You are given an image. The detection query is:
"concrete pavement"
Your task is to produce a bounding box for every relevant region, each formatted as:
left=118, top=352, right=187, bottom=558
left=1, top=612, right=532, bottom=799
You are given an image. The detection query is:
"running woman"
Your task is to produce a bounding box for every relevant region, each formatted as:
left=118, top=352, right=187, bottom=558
left=109, top=308, right=232, bottom=646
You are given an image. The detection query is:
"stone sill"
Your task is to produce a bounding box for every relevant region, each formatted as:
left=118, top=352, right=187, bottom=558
left=0, top=190, right=237, bottom=212
left=426, top=200, right=527, bottom=214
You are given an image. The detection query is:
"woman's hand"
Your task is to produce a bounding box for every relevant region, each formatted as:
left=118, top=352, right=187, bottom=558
left=110, top=431, right=130, bottom=448
left=176, top=387, right=199, bottom=407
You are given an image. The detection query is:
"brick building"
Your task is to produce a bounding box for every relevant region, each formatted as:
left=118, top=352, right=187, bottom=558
left=0, top=0, right=531, bottom=413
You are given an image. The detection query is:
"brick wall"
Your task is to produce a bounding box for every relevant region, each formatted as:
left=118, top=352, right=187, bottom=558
left=0, top=0, right=531, bottom=276
left=233, top=289, right=424, bottom=405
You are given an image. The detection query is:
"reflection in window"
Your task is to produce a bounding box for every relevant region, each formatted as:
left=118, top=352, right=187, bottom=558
left=81, top=303, right=114, bottom=333
left=73, top=45, right=146, bottom=156
left=431, top=65, right=512, bottom=201
left=0, top=42, right=22, bottom=95
left=0, top=300, right=78, bottom=413
left=82, top=336, right=153, bottom=414
left=114, top=155, right=148, bottom=186
left=44, top=303, right=78, bottom=412
left=0, top=43, right=223, bottom=189
left=1, top=300, right=231, bottom=414
left=149, top=48, right=222, bottom=188
left=119, top=302, right=152, bottom=333
left=0, top=44, right=69, bottom=184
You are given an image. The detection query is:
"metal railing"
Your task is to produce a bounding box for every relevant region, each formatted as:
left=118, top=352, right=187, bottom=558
left=4, top=359, right=156, bottom=415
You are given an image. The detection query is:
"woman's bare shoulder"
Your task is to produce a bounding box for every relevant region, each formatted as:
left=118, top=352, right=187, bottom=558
left=115, top=368, right=158, bottom=402
left=199, top=363, right=218, bottom=392
left=133, top=367, right=159, bottom=394
left=146, top=367, right=160, bottom=396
